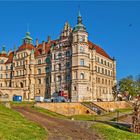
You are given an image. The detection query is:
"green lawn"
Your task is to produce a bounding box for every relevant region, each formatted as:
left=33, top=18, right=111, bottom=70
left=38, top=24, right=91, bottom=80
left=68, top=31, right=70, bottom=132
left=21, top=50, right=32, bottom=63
left=91, top=122, right=140, bottom=140
left=71, top=114, right=94, bottom=121
left=10, top=101, right=35, bottom=107
left=0, top=104, right=47, bottom=140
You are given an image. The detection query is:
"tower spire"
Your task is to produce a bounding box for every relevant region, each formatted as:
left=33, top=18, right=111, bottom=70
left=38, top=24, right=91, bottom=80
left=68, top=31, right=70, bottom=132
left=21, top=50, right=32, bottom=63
left=77, top=9, right=82, bottom=24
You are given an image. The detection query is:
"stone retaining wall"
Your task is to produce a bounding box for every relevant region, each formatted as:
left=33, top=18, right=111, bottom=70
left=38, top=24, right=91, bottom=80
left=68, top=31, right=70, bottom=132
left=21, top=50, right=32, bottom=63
left=93, top=101, right=132, bottom=111
left=0, top=88, right=24, bottom=101
left=35, top=102, right=96, bottom=116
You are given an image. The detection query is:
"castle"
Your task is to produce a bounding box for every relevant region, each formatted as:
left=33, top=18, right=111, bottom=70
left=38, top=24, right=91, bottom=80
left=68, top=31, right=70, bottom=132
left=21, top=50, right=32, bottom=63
left=0, top=11, right=116, bottom=102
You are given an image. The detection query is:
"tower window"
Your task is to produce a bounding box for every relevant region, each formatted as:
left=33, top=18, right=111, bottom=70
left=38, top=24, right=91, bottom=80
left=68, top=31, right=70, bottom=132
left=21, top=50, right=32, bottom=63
left=79, top=36, right=83, bottom=42
left=80, top=59, right=84, bottom=66
left=80, top=73, right=84, bottom=79
left=80, top=46, right=84, bottom=52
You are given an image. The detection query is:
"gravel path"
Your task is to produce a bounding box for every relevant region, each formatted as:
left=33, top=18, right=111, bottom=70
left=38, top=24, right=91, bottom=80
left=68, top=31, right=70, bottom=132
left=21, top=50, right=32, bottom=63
left=13, top=106, right=103, bottom=140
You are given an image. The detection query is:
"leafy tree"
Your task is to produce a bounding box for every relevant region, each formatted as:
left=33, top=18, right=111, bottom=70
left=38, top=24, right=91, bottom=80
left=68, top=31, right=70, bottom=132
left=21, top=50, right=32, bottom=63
left=118, top=75, right=140, bottom=97
left=118, top=75, right=137, bottom=96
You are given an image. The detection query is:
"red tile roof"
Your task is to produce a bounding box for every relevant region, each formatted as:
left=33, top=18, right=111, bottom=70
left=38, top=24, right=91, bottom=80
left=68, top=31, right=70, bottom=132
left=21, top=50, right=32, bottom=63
left=0, top=53, right=7, bottom=58
left=88, top=41, right=112, bottom=60
left=5, top=51, right=14, bottom=64
left=35, top=40, right=56, bottom=57
left=17, top=43, right=35, bottom=52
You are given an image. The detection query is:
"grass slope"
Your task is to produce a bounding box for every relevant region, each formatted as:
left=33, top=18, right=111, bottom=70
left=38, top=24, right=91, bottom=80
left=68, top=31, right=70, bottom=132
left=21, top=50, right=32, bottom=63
left=0, top=104, right=47, bottom=140
left=91, top=122, right=140, bottom=140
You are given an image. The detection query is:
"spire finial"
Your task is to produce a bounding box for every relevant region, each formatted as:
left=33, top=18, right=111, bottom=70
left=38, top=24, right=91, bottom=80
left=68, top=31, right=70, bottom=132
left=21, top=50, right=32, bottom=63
left=77, top=7, right=82, bottom=24
left=78, top=5, right=81, bottom=18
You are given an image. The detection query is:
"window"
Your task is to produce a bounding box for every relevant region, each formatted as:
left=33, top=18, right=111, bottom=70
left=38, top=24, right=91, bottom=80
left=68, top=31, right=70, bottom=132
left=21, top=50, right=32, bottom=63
left=108, top=70, right=110, bottom=76
left=38, top=69, right=41, bottom=74
left=102, top=79, right=104, bottom=84
left=59, top=64, right=61, bottom=70
left=104, top=61, right=106, bottom=65
left=101, top=59, right=103, bottom=64
left=66, top=51, right=70, bottom=57
left=66, top=75, right=70, bottom=81
left=66, top=62, right=70, bottom=68
left=80, top=59, right=84, bottom=66
left=79, top=36, right=83, bottom=42
left=96, top=57, right=99, bottom=62
left=80, top=46, right=84, bottom=52
left=56, top=76, right=61, bottom=82
left=6, top=73, right=8, bottom=78
left=46, top=67, right=50, bottom=73
left=108, top=62, right=109, bottom=67
left=111, top=71, right=112, bottom=76
left=20, top=70, right=22, bottom=75
left=105, top=79, right=107, bottom=85
left=16, top=71, right=18, bottom=76
left=98, top=78, right=100, bottom=83
left=58, top=53, right=61, bottom=58
left=80, top=73, right=84, bottom=79
left=17, top=62, right=19, bottom=66
left=0, top=74, right=2, bottom=79
left=105, top=69, right=107, bottom=75
left=102, top=68, right=104, bottom=74
left=0, top=66, right=3, bottom=71
left=6, top=66, right=8, bottom=70
left=38, top=59, right=41, bottom=64
left=98, top=67, right=100, bottom=73
left=38, top=79, right=41, bottom=84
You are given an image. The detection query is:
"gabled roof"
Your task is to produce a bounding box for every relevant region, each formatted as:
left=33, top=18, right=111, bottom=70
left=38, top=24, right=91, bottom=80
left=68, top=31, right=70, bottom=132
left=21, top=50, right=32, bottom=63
left=88, top=41, right=112, bottom=60
left=34, top=40, right=56, bottom=57
left=5, top=51, right=14, bottom=64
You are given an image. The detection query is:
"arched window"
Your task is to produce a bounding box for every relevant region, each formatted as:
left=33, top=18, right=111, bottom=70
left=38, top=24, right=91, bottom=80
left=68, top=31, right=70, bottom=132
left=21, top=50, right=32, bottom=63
left=80, top=73, right=84, bottom=79
left=20, top=82, right=24, bottom=88
left=38, top=59, right=41, bottom=64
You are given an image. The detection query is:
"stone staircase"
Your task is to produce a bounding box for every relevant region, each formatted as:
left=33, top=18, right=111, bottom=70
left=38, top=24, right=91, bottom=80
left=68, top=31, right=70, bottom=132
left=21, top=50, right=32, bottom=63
left=81, top=102, right=107, bottom=115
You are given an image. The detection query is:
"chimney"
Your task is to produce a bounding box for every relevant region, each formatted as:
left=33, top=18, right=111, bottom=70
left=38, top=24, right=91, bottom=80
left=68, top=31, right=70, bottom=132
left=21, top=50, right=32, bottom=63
left=36, top=39, right=39, bottom=47
left=47, top=36, right=51, bottom=43
left=42, top=41, right=45, bottom=54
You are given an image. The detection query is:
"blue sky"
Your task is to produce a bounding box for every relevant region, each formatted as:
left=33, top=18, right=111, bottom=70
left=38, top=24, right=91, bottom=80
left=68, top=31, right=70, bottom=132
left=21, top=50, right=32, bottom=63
left=0, top=1, right=140, bottom=80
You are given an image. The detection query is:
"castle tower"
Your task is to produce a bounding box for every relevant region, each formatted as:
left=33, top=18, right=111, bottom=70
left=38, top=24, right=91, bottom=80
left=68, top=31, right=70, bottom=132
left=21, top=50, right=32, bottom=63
left=23, top=32, right=33, bottom=44
left=71, top=11, right=91, bottom=102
